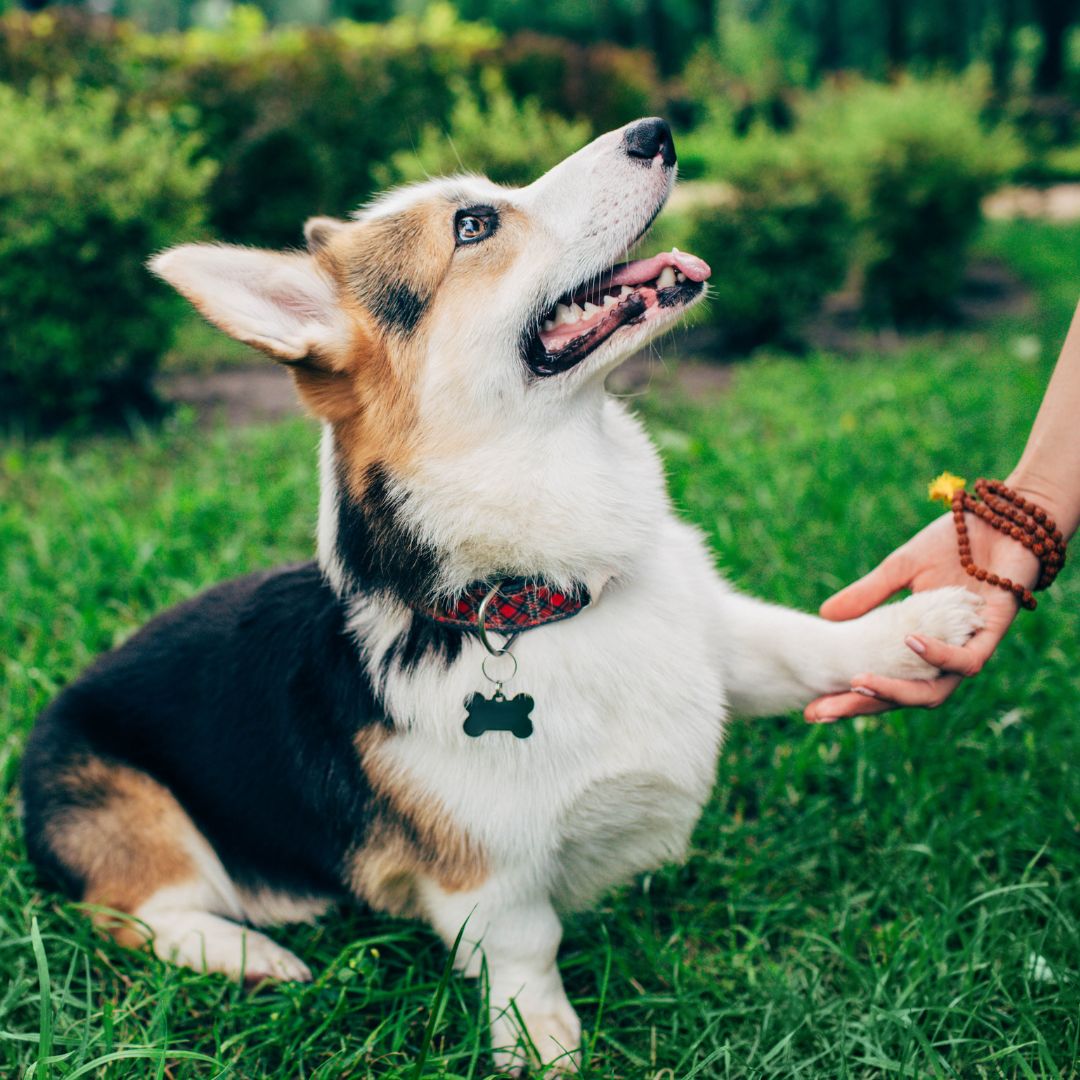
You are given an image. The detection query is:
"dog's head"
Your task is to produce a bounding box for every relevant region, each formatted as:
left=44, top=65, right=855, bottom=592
left=153, top=118, right=710, bottom=594
left=154, top=117, right=707, bottom=422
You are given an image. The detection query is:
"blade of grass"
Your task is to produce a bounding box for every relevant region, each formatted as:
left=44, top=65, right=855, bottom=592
left=30, top=916, right=52, bottom=1080
left=411, top=914, right=468, bottom=1080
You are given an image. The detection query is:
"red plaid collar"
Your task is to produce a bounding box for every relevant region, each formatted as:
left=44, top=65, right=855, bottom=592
left=416, top=577, right=590, bottom=635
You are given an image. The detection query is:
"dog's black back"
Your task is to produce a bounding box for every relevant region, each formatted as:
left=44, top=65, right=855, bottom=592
left=22, top=563, right=381, bottom=900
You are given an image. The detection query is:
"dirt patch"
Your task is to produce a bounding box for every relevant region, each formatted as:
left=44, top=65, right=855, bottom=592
left=158, top=366, right=305, bottom=427
left=953, top=257, right=1036, bottom=323
left=669, top=180, right=1080, bottom=224
left=984, top=183, right=1080, bottom=222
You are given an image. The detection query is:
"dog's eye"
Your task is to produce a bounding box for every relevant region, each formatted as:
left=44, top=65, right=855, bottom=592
left=457, top=216, right=485, bottom=240
left=454, top=208, right=497, bottom=245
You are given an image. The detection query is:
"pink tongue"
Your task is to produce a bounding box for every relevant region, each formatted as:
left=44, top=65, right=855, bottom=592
left=608, top=249, right=711, bottom=287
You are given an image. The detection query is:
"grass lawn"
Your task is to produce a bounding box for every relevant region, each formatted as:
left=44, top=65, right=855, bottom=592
left=2, top=220, right=1078, bottom=1078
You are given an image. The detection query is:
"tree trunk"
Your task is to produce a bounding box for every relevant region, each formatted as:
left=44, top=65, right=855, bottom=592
left=1032, top=0, right=1078, bottom=93
left=991, top=0, right=1018, bottom=96
left=816, top=0, right=843, bottom=75
left=884, top=0, right=908, bottom=73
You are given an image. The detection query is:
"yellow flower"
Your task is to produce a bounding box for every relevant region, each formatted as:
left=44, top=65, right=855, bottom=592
left=928, top=471, right=966, bottom=503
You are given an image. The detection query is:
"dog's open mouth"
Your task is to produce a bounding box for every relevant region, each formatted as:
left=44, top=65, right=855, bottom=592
left=525, top=248, right=712, bottom=377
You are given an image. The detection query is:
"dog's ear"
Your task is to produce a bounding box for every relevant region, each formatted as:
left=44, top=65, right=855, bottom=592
left=149, top=244, right=348, bottom=364
left=303, top=216, right=348, bottom=254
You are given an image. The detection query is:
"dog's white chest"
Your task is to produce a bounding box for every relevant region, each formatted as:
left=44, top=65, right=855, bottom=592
left=368, top=519, right=728, bottom=906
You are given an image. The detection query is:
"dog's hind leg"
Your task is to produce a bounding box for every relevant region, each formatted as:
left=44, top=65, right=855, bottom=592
left=24, top=754, right=311, bottom=984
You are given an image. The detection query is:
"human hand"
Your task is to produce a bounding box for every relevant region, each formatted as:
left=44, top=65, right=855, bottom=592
left=804, top=510, right=1041, bottom=723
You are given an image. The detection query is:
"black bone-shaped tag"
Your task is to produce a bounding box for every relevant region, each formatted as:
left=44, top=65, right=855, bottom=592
left=463, top=690, right=534, bottom=739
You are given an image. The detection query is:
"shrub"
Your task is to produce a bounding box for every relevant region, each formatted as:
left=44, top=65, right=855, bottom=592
left=685, top=181, right=852, bottom=350
left=673, top=39, right=797, bottom=159
left=798, top=76, right=1023, bottom=323
left=0, top=5, right=502, bottom=247
left=676, top=76, right=1022, bottom=340
left=0, top=7, right=664, bottom=247
left=377, top=68, right=592, bottom=188
left=495, top=31, right=660, bottom=132
left=0, top=82, right=214, bottom=430
left=677, top=113, right=855, bottom=348
left=1007, top=94, right=1079, bottom=183
left=0, top=8, right=137, bottom=94
left=134, top=5, right=499, bottom=245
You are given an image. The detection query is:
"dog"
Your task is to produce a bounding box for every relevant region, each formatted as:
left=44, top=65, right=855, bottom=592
left=21, top=117, right=983, bottom=1073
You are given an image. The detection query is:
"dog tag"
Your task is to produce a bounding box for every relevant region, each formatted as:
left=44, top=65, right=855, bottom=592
left=463, top=690, right=534, bottom=739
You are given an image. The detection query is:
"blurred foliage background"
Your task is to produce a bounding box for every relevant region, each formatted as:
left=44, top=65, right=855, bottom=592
left=2, top=7, right=1079, bottom=1072
left=1, top=0, right=1079, bottom=426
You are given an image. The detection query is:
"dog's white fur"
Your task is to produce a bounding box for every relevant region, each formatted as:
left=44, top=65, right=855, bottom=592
left=148, top=122, right=983, bottom=1072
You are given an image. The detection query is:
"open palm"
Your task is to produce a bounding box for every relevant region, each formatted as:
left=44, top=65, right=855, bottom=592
left=805, top=512, right=1040, bottom=722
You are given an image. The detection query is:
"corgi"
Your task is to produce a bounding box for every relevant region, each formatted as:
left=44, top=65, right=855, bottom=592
left=21, top=118, right=983, bottom=1073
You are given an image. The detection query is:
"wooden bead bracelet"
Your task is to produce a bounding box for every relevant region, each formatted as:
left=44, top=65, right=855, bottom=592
left=929, top=474, right=1067, bottom=610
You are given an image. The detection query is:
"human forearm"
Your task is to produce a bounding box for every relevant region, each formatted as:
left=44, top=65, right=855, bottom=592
left=1007, top=300, right=1080, bottom=540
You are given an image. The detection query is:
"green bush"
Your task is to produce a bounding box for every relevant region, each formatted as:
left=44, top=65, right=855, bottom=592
left=673, top=39, right=797, bottom=160
left=0, top=7, right=660, bottom=248
left=0, top=82, right=214, bottom=430
left=675, top=76, right=1022, bottom=342
left=0, top=5, right=501, bottom=247
left=0, top=8, right=137, bottom=94
left=1007, top=94, right=1080, bottom=184
left=685, top=185, right=852, bottom=350
left=135, top=5, right=499, bottom=245
left=798, top=76, right=1023, bottom=323
left=495, top=31, right=660, bottom=132
left=377, top=68, right=592, bottom=188
left=677, top=114, right=854, bottom=348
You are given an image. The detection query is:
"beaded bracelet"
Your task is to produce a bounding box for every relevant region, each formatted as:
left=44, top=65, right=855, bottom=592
left=929, top=473, right=1067, bottom=610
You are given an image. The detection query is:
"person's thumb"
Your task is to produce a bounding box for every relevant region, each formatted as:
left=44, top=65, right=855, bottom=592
left=819, top=556, right=908, bottom=621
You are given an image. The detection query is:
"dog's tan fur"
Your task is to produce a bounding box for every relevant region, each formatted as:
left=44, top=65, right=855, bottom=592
left=350, top=727, right=488, bottom=916
left=299, top=196, right=535, bottom=498
left=43, top=758, right=198, bottom=946
left=298, top=200, right=456, bottom=497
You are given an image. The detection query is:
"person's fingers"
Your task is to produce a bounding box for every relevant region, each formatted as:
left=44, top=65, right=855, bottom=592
left=819, top=553, right=910, bottom=622
left=848, top=671, right=964, bottom=708
left=803, top=690, right=894, bottom=723
left=903, top=626, right=1005, bottom=679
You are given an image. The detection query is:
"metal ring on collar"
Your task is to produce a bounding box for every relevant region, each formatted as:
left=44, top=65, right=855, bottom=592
left=481, top=651, right=518, bottom=685
left=476, top=583, right=516, bottom=657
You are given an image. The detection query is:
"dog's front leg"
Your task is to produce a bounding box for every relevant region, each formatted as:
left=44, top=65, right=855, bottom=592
left=418, top=876, right=581, bottom=1074
left=715, top=583, right=984, bottom=718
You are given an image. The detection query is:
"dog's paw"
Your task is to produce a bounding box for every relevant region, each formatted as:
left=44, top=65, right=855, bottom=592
left=869, top=587, right=984, bottom=680
left=490, top=996, right=582, bottom=1075
left=240, top=935, right=313, bottom=986
left=149, top=911, right=314, bottom=986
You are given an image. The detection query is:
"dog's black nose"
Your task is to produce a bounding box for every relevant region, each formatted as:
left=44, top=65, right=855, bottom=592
left=623, top=117, right=676, bottom=167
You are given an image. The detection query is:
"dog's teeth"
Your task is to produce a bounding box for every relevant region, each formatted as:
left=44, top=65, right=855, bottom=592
left=543, top=318, right=556, bottom=332
left=603, top=294, right=617, bottom=308
left=583, top=301, right=601, bottom=316
left=554, top=303, right=575, bottom=326
left=568, top=302, right=585, bottom=322
left=619, top=285, right=632, bottom=298
left=675, top=271, right=686, bottom=283
left=657, top=267, right=676, bottom=289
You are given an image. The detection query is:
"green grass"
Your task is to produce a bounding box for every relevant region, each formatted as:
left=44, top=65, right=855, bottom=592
left=2, top=221, right=1079, bottom=1078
